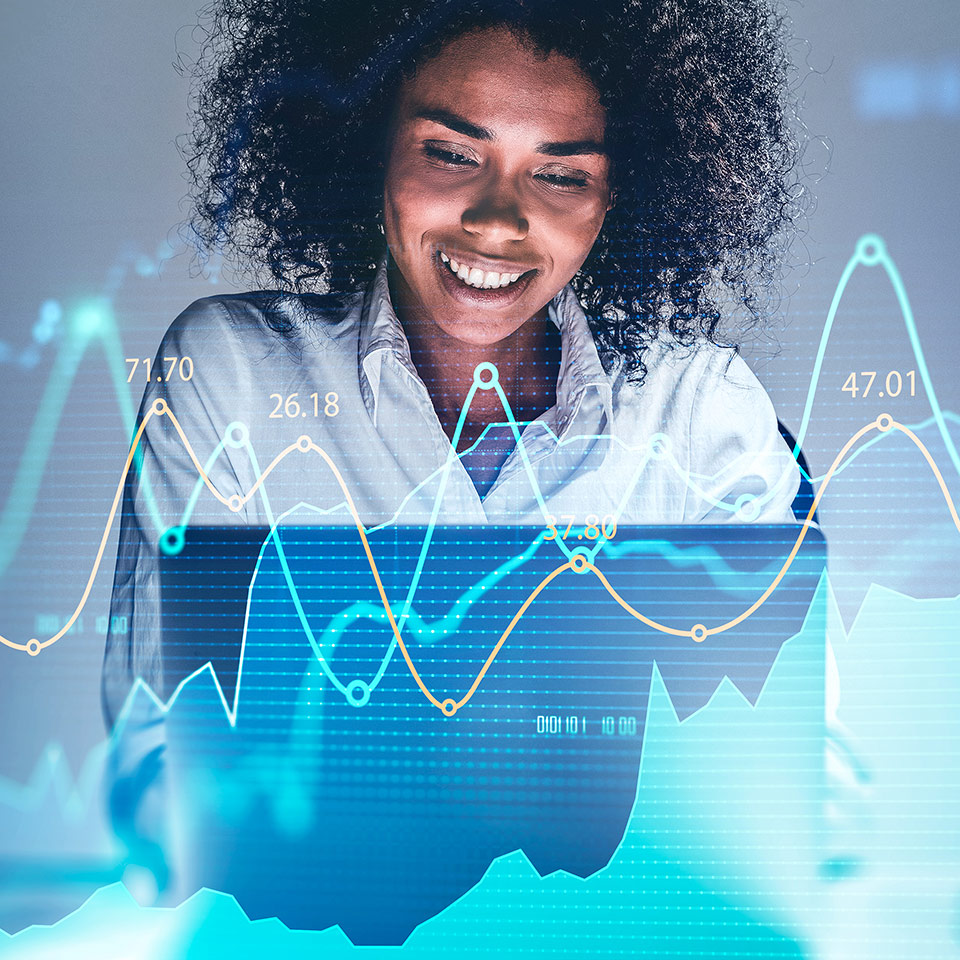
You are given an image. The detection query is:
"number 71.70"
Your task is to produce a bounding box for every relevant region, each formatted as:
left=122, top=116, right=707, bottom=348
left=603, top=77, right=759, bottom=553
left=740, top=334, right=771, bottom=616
left=125, top=357, right=194, bottom=383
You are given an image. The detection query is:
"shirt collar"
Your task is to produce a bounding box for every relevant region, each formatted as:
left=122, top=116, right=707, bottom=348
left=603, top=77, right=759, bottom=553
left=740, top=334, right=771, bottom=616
left=547, top=284, right=614, bottom=433
left=358, top=257, right=614, bottom=433
left=358, top=260, right=418, bottom=423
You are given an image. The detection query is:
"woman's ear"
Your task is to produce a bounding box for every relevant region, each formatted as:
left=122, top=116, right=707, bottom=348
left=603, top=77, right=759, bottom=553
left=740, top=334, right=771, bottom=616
left=606, top=188, right=617, bottom=212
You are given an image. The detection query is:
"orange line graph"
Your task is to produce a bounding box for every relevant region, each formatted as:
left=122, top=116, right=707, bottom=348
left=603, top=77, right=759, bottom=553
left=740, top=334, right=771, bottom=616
left=4, top=405, right=959, bottom=715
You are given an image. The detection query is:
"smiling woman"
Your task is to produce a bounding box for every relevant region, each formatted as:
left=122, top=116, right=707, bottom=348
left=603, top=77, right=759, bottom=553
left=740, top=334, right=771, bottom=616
left=102, top=0, right=809, bottom=914
left=104, top=0, right=809, bottom=717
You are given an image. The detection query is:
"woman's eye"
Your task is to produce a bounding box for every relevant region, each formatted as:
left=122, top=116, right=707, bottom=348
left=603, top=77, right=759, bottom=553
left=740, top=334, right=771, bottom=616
left=536, top=171, right=590, bottom=190
left=423, top=144, right=477, bottom=167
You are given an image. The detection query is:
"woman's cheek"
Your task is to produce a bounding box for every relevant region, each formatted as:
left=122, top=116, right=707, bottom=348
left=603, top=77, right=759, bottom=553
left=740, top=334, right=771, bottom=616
left=545, top=202, right=607, bottom=272
left=390, top=171, right=463, bottom=234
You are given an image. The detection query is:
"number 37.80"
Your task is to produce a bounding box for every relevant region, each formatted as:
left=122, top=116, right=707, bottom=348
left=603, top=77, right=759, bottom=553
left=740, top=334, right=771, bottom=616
left=544, top=514, right=617, bottom=541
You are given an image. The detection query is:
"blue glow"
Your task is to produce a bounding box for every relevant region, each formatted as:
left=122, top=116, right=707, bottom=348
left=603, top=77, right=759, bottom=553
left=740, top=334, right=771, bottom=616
left=134, top=255, right=156, bottom=277
left=17, top=347, right=39, bottom=369
left=33, top=299, right=62, bottom=344
left=856, top=59, right=960, bottom=119
left=71, top=300, right=110, bottom=339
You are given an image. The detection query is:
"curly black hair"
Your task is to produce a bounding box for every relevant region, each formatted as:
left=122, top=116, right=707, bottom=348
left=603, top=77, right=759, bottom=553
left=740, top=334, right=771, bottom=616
left=182, top=0, right=805, bottom=380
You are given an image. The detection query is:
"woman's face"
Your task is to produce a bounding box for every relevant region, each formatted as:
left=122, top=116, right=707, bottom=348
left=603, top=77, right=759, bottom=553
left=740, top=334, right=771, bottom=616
left=383, top=27, right=612, bottom=346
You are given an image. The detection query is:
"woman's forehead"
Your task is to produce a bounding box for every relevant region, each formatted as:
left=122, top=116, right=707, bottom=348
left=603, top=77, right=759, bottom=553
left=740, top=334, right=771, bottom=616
left=396, top=26, right=606, bottom=140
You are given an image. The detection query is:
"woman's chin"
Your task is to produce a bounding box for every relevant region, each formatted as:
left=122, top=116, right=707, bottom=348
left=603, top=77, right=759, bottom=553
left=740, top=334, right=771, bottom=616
left=426, top=312, right=530, bottom=348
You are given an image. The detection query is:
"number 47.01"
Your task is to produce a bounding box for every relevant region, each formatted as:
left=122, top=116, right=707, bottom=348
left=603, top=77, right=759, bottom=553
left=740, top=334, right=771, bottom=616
left=841, top=370, right=915, bottom=399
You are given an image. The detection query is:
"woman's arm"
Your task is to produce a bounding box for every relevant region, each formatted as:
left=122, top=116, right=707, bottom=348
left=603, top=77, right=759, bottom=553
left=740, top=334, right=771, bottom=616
left=101, top=297, right=252, bottom=892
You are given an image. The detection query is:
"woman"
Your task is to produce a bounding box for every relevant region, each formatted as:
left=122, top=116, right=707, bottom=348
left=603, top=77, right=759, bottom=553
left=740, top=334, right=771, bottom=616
left=103, top=0, right=805, bottom=939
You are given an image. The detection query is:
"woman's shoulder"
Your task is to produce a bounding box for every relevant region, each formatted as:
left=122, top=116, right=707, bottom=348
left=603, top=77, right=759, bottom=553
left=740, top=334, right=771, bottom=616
left=613, top=335, right=761, bottom=411
left=607, top=333, right=786, bottom=462
left=610, top=335, right=799, bottom=522
left=160, top=290, right=364, bottom=361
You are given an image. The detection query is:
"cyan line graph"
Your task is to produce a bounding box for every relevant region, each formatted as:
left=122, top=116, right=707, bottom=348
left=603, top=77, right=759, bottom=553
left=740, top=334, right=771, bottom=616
left=7, top=397, right=951, bottom=713
left=0, top=242, right=213, bottom=579
left=2, top=400, right=958, bottom=810
left=0, top=233, right=958, bottom=695
left=2, top=232, right=955, bottom=589
left=0, top=297, right=161, bottom=581
left=0, top=230, right=956, bottom=682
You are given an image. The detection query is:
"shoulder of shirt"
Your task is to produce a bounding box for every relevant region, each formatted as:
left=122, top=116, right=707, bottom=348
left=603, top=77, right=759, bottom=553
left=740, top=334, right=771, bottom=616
left=162, top=290, right=364, bottom=357
left=609, top=335, right=757, bottom=404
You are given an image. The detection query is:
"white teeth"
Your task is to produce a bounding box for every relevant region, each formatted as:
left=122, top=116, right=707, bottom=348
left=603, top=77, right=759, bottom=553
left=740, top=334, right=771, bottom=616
left=441, top=254, right=527, bottom=289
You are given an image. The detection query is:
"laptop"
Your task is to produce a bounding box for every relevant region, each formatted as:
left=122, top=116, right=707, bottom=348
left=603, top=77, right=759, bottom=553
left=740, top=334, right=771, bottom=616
left=157, top=523, right=826, bottom=943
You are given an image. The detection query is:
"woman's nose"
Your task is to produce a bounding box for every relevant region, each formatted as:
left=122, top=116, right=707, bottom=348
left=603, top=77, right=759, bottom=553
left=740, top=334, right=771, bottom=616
left=460, top=182, right=529, bottom=244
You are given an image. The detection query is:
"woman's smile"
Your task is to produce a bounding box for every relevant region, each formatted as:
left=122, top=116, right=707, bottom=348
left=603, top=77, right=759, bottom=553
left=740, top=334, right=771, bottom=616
left=438, top=251, right=525, bottom=290
left=433, top=247, right=538, bottom=308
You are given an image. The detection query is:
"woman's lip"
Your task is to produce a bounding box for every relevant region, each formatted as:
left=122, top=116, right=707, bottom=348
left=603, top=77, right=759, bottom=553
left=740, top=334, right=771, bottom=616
left=435, top=249, right=536, bottom=305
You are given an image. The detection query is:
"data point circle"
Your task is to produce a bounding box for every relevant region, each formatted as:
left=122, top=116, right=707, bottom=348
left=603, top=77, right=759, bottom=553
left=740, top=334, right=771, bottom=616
left=159, top=526, right=185, bottom=556
left=26, top=638, right=41, bottom=657
left=225, top=422, right=249, bottom=449
left=691, top=624, right=708, bottom=643
left=735, top=494, right=761, bottom=522
left=856, top=234, right=885, bottom=266
left=569, top=552, right=590, bottom=574
left=440, top=698, right=458, bottom=716
left=297, top=435, right=312, bottom=452
left=151, top=398, right=168, bottom=416
left=876, top=414, right=893, bottom=432
left=345, top=679, right=371, bottom=707
left=228, top=494, right=243, bottom=513
left=648, top=433, right=670, bottom=460
left=473, top=362, right=499, bottom=389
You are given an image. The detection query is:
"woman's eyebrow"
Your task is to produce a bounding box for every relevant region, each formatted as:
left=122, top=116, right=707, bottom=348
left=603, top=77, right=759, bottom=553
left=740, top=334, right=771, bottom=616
left=536, top=139, right=607, bottom=157
left=415, top=107, right=493, bottom=141
left=414, top=106, right=607, bottom=157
